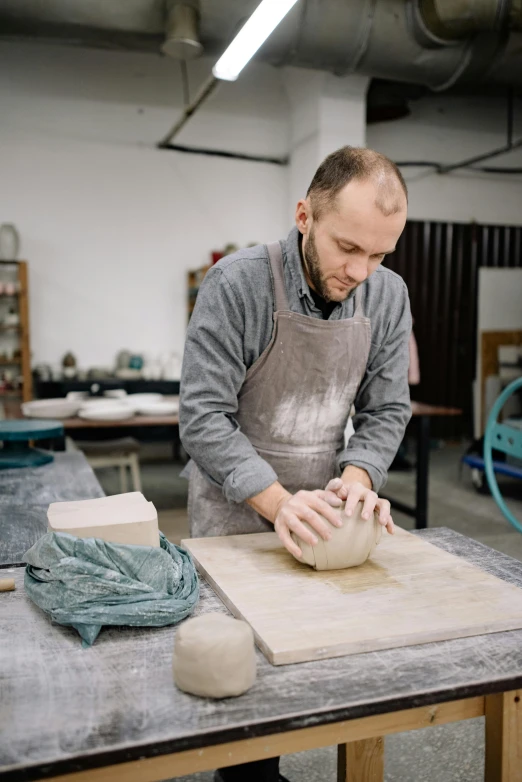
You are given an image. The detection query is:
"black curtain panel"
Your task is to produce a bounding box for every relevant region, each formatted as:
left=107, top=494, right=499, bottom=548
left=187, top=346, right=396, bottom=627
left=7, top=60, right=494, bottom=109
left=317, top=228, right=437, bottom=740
left=384, top=221, right=522, bottom=440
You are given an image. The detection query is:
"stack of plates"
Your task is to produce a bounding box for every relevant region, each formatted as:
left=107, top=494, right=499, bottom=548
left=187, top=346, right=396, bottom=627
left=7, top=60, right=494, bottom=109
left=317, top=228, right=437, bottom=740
left=127, top=394, right=178, bottom=416
left=22, top=393, right=178, bottom=422
left=22, top=399, right=82, bottom=419
left=78, top=399, right=134, bottom=421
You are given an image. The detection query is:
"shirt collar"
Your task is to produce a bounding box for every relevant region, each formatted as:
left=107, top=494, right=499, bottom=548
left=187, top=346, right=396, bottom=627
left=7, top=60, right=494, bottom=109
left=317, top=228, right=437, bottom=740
left=284, top=225, right=352, bottom=310
left=284, top=225, right=315, bottom=305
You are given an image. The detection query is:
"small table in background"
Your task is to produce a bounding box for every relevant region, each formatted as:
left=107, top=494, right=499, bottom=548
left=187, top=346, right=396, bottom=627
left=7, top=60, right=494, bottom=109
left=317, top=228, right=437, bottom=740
left=4, top=401, right=182, bottom=461
left=382, top=402, right=462, bottom=530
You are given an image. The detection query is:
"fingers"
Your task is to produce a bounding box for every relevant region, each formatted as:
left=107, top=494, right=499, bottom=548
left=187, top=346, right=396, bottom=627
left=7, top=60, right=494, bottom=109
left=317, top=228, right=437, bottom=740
left=344, top=483, right=367, bottom=516
left=386, top=516, right=395, bottom=534
left=325, top=478, right=349, bottom=500
left=276, top=524, right=302, bottom=558
left=310, top=491, right=343, bottom=526
left=375, top=498, right=392, bottom=526
left=298, top=506, right=335, bottom=540
left=323, top=490, right=343, bottom=508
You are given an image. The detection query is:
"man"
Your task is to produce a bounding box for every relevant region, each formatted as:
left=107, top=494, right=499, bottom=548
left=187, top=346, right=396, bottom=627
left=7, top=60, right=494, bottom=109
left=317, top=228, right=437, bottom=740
left=180, top=146, right=411, bottom=782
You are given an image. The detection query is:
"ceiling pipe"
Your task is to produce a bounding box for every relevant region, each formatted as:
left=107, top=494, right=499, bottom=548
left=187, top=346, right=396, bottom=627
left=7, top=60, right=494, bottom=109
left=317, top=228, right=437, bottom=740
left=161, top=0, right=202, bottom=60
left=417, top=0, right=510, bottom=40
left=157, top=73, right=218, bottom=148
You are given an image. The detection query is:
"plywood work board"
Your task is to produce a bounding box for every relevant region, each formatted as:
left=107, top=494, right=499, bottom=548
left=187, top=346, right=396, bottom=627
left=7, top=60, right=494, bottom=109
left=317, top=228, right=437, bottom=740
left=183, top=528, right=522, bottom=665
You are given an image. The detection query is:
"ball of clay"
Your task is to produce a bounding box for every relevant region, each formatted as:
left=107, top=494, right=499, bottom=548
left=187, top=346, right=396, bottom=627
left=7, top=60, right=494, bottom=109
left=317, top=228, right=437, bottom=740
left=291, top=501, right=382, bottom=570
left=173, top=613, right=256, bottom=699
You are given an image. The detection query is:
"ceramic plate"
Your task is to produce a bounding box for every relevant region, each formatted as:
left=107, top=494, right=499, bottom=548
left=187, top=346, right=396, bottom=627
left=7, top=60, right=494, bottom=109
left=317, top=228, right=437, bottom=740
left=22, top=399, right=82, bottom=419
left=79, top=399, right=125, bottom=411
left=79, top=405, right=134, bottom=422
left=127, top=393, right=163, bottom=410
left=137, top=401, right=179, bottom=416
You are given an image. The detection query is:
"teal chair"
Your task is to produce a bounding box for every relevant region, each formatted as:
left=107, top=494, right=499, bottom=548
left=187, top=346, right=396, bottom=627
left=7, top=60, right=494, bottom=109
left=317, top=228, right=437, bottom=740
left=484, top=377, right=522, bottom=533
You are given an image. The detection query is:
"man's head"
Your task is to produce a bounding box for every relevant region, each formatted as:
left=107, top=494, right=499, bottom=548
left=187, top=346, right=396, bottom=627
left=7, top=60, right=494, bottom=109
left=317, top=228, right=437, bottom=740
left=296, top=146, right=408, bottom=303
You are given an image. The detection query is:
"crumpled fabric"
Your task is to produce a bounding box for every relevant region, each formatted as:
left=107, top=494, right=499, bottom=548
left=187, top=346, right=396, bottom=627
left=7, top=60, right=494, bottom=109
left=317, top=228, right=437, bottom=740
left=24, top=531, right=199, bottom=646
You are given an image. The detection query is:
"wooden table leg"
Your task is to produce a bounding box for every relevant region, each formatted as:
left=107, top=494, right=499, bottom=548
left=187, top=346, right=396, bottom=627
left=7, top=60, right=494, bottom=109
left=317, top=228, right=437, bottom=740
left=337, top=738, right=384, bottom=782
left=485, top=690, right=522, bottom=781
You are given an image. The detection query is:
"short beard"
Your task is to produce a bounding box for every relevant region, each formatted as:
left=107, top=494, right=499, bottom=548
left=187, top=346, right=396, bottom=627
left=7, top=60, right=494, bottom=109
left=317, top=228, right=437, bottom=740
left=302, top=226, right=333, bottom=302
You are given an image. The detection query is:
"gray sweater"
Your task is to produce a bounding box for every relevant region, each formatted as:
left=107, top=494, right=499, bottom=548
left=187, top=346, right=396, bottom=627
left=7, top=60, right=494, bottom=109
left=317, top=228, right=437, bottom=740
left=180, top=226, right=412, bottom=502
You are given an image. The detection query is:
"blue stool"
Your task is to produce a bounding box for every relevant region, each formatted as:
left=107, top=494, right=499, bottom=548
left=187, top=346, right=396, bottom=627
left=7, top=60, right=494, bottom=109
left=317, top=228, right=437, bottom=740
left=484, top=377, right=522, bottom=533
left=0, top=420, right=64, bottom=469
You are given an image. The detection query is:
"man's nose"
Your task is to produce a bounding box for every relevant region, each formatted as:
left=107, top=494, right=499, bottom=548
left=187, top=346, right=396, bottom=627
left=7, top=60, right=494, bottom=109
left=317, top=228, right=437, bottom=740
left=344, top=257, right=369, bottom=284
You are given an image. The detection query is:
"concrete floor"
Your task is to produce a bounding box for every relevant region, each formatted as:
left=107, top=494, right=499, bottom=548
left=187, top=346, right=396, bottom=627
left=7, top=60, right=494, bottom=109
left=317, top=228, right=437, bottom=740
left=94, top=443, right=522, bottom=782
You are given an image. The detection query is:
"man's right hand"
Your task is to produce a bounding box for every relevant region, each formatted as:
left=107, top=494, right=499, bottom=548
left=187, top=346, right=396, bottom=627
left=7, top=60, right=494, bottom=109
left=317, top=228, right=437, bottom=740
left=273, top=489, right=344, bottom=559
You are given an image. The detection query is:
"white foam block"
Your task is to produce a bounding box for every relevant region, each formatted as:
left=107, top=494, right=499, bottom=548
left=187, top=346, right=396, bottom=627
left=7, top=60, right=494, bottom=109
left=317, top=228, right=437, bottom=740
left=47, top=495, right=160, bottom=547
left=48, top=492, right=147, bottom=516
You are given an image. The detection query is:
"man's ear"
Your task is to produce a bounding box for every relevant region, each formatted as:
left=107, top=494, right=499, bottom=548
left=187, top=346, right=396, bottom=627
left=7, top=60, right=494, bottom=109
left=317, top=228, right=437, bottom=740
left=295, top=198, right=311, bottom=234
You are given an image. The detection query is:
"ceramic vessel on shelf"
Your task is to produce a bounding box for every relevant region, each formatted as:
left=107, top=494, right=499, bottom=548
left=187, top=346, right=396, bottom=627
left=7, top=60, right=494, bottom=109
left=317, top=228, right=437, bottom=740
left=0, top=224, right=20, bottom=261
left=3, top=309, right=19, bottom=326
left=22, top=399, right=82, bottom=419
left=116, top=350, right=131, bottom=370
left=115, top=368, right=142, bottom=379
left=62, top=352, right=77, bottom=379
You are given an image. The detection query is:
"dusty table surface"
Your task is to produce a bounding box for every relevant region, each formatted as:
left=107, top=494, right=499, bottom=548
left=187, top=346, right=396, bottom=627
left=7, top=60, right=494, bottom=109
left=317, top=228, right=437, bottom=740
left=2, top=528, right=522, bottom=782
left=0, top=452, right=104, bottom=567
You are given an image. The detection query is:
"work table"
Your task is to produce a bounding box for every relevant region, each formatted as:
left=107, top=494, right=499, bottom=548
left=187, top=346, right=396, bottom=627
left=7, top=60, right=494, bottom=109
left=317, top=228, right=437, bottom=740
left=2, top=528, right=522, bottom=781
left=0, top=452, right=104, bottom=567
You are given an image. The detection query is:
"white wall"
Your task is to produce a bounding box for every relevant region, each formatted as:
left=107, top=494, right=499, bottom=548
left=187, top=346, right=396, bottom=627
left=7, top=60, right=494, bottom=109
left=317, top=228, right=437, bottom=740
left=368, top=93, right=522, bottom=225
left=0, top=42, right=288, bottom=368
left=1, top=39, right=522, bottom=372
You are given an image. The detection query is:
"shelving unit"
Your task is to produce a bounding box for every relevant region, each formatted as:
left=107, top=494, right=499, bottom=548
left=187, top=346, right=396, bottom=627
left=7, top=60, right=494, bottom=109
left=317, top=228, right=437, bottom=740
left=0, top=260, right=32, bottom=403
left=187, top=264, right=211, bottom=322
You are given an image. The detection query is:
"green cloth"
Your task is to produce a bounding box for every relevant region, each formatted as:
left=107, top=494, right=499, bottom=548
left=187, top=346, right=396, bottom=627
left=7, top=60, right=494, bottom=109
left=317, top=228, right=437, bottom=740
left=24, top=531, right=199, bottom=646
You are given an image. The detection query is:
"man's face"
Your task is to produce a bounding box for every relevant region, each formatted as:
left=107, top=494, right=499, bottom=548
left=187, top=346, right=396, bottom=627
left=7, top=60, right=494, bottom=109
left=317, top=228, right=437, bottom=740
left=296, top=179, right=407, bottom=303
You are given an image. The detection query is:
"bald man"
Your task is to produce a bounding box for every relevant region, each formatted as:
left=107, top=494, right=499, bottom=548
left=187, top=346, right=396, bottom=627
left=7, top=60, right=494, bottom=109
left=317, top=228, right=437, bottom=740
left=181, top=145, right=411, bottom=781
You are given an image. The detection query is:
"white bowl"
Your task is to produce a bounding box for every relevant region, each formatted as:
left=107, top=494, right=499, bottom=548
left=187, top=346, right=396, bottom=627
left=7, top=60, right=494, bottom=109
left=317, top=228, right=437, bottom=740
left=79, top=404, right=134, bottom=422
left=22, top=399, right=82, bottom=419
left=127, top=393, right=163, bottom=411
left=66, top=391, right=88, bottom=401
left=137, top=401, right=179, bottom=416
left=104, top=389, right=127, bottom=399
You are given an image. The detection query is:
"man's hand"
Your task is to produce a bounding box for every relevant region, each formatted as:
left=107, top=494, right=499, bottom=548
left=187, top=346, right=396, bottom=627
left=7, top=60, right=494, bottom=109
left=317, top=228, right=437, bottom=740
left=326, top=465, right=395, bottom=534
left=273, top=489, right=345, bottom=559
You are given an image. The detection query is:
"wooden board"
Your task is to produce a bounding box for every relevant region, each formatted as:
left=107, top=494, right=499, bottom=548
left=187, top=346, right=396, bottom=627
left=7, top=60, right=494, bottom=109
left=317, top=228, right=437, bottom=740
left=183, top=528, right=522, bottom=665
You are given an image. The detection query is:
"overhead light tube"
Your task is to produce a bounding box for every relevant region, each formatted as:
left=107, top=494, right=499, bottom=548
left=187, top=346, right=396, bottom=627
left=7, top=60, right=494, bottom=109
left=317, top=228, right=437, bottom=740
left=212, top=0, right=300, bottom=81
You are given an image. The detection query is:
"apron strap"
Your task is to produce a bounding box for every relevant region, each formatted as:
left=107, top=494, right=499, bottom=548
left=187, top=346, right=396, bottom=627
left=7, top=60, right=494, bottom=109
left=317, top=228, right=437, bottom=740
left=266, top=241, right=289, bottom=312
left=354, top=284, right=365, bottom=317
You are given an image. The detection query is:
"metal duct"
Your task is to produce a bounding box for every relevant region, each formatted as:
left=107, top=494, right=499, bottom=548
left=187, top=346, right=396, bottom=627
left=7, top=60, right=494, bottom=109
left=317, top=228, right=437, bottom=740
left=256, top=0, right=522, bottom=89
left=0, top=0, right=521, bottom=89
left=418, top=0, right=510, bottom=40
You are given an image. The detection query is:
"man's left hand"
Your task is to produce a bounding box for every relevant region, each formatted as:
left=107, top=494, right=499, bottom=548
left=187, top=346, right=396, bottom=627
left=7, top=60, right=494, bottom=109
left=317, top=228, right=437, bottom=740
left=326, top=467, right=395, bottom=534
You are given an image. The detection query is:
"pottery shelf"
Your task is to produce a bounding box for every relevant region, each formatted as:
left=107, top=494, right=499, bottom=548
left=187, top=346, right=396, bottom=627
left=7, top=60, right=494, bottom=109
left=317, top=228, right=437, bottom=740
left=0, top=260, right=32, bottom=403
left=187, top=265, right=211, bottom=322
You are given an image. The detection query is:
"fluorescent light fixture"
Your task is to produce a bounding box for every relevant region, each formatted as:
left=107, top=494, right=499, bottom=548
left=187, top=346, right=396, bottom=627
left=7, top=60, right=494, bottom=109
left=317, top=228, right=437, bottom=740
left=213, top=0, right=300, bottom=82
